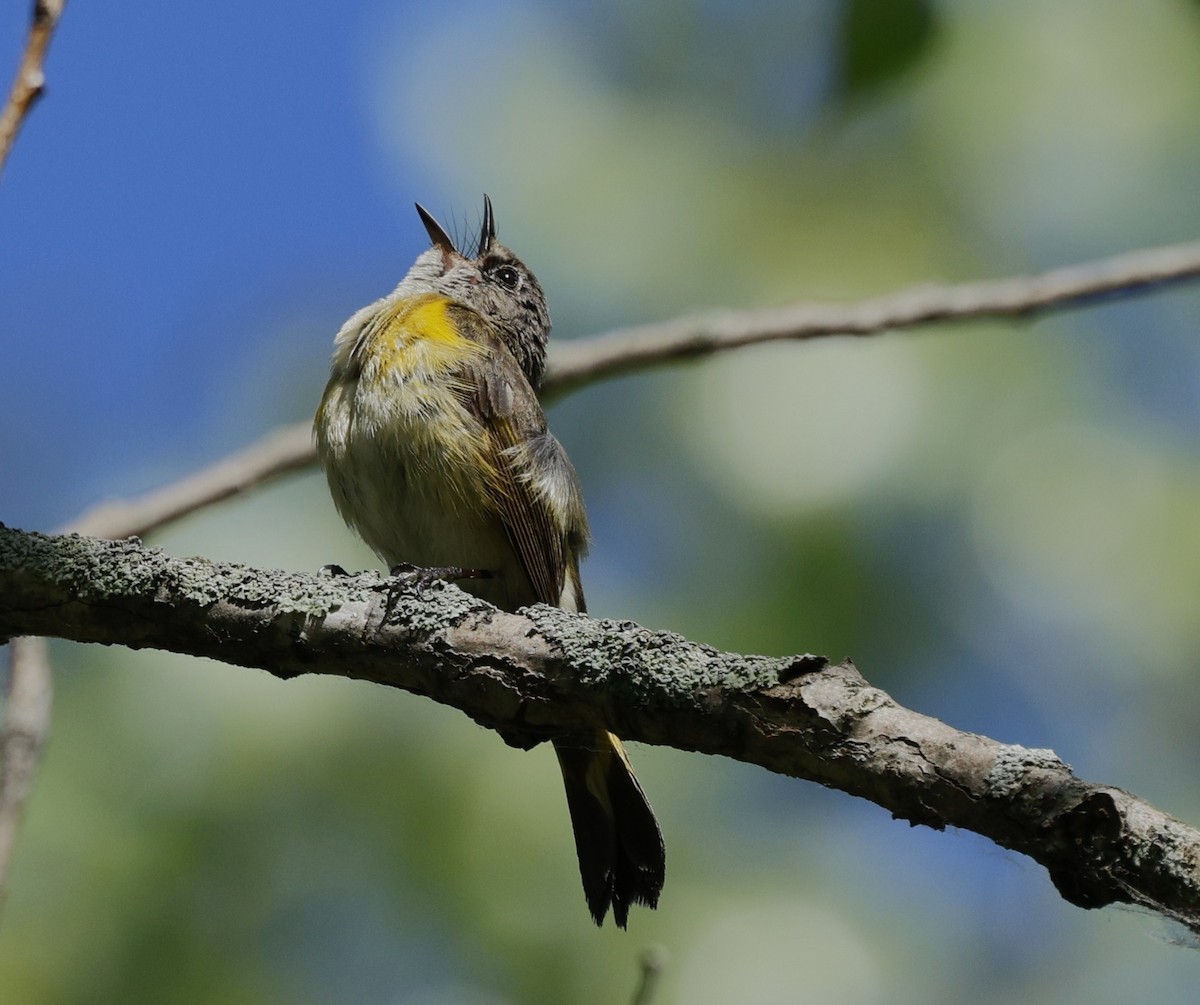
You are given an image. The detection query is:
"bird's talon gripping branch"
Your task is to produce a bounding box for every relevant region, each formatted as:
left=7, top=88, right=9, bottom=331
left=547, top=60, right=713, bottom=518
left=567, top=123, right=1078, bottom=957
left=388, top=562, right=492, bottom=588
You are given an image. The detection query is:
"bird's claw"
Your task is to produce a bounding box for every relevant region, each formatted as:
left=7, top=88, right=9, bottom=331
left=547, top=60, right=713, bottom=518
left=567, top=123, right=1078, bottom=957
left=388, top=562, right=492, bottom=588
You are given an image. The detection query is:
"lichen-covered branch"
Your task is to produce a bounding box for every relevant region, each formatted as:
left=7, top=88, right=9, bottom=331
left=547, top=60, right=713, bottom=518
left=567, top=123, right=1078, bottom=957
left=3, top=524, right=1200, bottom=935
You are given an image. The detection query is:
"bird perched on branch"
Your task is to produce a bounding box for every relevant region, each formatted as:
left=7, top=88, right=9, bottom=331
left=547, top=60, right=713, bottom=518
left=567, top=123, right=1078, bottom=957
left=314, top=197, right=665, bottom=927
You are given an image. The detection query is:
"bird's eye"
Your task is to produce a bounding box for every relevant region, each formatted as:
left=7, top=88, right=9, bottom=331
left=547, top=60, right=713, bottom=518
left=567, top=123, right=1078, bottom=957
left=493, top=265, right=520, bottom=289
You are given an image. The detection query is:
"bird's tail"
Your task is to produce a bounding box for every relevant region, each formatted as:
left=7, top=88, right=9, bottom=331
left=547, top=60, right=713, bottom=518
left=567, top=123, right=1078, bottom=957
left=554, top=730, right=666, bottom=928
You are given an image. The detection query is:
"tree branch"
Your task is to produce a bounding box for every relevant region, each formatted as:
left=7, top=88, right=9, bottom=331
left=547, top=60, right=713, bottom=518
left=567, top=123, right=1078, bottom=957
left=4, top=525, right=1200, bottom=935
left=544, top=238, right=1200, bottom=395
left=68, top=422, right=315, bottom=540
left=0, top=0, right=67, bottom=178
left=0, top=627, right=49, bottom=907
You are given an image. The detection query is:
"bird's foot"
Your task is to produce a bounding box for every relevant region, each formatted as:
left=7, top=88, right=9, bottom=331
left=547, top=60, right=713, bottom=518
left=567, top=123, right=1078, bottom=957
left=388, top=562, right=492, bottom=589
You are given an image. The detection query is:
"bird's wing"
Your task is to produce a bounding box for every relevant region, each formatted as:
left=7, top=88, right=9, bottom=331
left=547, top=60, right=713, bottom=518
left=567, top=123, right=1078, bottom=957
left=448, top=305, right=589, bottom=610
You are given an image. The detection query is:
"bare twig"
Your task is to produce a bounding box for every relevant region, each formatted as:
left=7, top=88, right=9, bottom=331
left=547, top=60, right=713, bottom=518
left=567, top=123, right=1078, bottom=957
left=28, top=238, right=1196, bottom=525
left=543, top=239, right=1200, bottom=395
left=68, top=422, right=315, bottom=540
left=36, top=237, right=1198, bottom=518
left=4, top=527, right=1200, bottom=935
left=0, top=636, right=50, bottom=901
left=0, top=0, right=67, bottom=178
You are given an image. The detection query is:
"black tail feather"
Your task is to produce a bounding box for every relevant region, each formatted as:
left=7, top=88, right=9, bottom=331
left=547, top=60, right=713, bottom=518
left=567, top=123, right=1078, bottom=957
left=554, top=731, right=666, bottom=928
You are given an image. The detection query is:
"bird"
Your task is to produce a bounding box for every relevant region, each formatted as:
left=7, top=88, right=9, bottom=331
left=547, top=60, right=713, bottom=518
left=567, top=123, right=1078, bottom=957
left=314, top=196, right=665, bottom=927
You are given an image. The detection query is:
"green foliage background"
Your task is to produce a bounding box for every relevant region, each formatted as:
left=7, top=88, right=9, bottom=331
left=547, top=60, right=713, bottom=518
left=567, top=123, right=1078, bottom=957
left=6, top=0, right=1200, bottom=1001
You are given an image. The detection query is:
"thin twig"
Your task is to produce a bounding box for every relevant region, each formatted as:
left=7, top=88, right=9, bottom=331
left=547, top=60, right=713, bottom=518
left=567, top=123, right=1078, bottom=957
left=13, top=235, right=1190, bottom=528
left=25, top=238, right=1196, bottom=527
left=0, top=0, right=67, bottom=178
left=0, top=636, right=50, bottom=903
left=68, top=422, right=315, bottom=540
left=543, top=238, right=1200, bottom=396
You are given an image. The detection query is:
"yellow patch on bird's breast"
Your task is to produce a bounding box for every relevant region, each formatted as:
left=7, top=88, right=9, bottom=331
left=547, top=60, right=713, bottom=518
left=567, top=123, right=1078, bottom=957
left=363, top=292, right=485, bottom=378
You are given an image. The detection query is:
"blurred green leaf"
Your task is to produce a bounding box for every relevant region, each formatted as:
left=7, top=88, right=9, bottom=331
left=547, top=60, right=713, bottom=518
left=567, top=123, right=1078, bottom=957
left=839, top=0, right=938, bottom=101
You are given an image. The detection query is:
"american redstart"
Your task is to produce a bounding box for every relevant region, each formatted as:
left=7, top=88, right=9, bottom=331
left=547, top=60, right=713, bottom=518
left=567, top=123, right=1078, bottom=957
left=314, top=197, right=665, bottom=927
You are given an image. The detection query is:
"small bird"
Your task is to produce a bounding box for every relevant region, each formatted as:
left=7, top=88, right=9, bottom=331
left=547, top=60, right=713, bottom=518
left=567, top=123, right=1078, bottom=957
left=314, top=197, right=665, bottom=927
